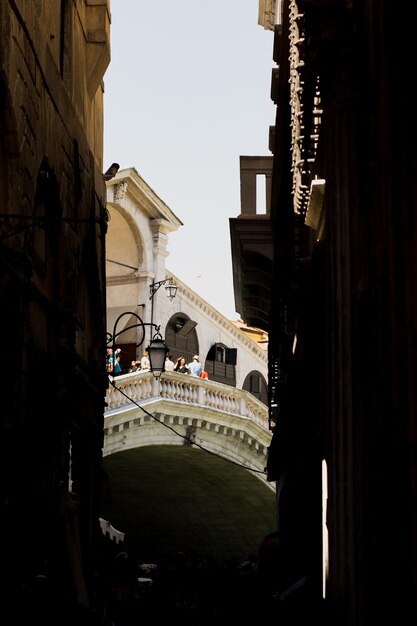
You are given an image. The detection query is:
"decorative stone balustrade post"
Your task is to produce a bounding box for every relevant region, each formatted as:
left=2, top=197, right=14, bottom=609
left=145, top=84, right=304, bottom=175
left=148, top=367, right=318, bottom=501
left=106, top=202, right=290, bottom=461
left=151, top=375, right=160, bottom=397
left=197, top=384, right=205, bottom=405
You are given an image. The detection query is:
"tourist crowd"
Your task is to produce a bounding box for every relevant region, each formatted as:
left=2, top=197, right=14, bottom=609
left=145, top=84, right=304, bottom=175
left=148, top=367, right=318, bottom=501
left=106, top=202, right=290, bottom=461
left=106, top=349, right=209, bottom=379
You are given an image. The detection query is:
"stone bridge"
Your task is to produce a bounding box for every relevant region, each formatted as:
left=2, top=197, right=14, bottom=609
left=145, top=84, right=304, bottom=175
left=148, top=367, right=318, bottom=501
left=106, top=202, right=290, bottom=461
left=102, top=371, right=276, bottom=562
left=104, top=370, right=273, bottom=486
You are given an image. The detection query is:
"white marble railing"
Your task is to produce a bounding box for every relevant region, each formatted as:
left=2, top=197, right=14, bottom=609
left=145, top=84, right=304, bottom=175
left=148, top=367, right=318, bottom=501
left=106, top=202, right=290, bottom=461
left=105, top=370, right=269, bottom=432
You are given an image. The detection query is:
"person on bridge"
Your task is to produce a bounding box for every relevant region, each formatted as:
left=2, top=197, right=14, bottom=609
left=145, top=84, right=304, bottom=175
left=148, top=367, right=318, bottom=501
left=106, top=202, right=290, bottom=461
left=174, top=357, right=189, bottom=374
left=106, top=348, right=114, bottom=373
left=140, top=350, right=150, bottom=372
left=113, top=348, right=123, bottom=376
left=128, top=360, right=140, bottom=373
left=165, top=353, right=175, bottom=371
left=188, top=355, right=202, bottom=377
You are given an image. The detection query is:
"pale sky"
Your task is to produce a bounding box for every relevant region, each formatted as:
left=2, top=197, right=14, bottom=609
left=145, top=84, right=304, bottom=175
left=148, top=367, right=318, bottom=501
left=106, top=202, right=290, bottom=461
left=103, top=1, right=275, bottom=320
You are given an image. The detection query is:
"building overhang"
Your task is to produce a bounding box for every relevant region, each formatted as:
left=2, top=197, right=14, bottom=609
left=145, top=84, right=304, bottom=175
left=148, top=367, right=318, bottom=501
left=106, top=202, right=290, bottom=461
left=229, top=215, right=273, bottom=333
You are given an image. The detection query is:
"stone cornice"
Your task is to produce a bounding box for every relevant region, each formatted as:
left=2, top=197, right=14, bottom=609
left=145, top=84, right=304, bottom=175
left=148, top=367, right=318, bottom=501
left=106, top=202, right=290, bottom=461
left=106, top=167, right=183, bottom=231
left=166, top=271, right=268, bottom=362
left=258, top=0, right=277, bottom=30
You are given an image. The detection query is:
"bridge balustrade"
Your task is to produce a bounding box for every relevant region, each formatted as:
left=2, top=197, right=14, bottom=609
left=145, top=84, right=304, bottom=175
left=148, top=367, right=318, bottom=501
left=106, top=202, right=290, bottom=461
left=105, top=370, right=269, bottom=431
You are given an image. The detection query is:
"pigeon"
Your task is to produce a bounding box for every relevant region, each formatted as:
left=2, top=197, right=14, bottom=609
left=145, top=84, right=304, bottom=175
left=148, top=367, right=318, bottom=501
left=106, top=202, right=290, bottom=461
left=103, top=162, right=120, bottom=181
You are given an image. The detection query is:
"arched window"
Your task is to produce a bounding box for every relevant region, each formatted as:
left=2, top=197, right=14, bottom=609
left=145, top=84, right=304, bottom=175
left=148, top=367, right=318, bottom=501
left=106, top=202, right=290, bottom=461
left=206, top=343, right=237, bottom=387
left=31, top=158, right=60, bottom=273
left=243, top=371, right=268, bottom=405
left=164, top=313, right=199, bottom=365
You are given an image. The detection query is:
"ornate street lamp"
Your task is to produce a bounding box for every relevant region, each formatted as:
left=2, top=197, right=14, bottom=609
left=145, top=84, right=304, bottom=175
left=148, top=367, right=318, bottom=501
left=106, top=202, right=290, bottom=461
left=107, top=311, right=169, bottom=378
left=146, top=332, right=169, bottom=378
left=149, top=276, right=178, bottom=333
left=150, top=276, right=178, bottom=301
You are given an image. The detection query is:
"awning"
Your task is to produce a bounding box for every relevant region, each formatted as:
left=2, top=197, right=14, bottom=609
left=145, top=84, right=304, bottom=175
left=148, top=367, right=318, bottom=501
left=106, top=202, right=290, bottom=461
left=176, top=319, right=197, bottom=336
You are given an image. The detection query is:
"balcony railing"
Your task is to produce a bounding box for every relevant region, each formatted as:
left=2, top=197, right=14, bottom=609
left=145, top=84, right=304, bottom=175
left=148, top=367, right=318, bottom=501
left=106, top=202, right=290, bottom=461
left=105, top=370, right=269, bottom=432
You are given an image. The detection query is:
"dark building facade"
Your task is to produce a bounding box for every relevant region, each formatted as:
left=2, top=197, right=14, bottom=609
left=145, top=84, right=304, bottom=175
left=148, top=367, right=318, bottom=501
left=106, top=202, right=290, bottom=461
left=232, top=1, right=417, bottom=624
left=0, top=1, right=110, bottom=621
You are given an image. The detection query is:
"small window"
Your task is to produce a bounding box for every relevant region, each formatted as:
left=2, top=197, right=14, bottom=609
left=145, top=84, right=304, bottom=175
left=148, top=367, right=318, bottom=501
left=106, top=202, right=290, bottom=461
left=31, top=158, right=60, bottom=272
left=216, top=346, right=226, bottom=363
left=174, top=317, right=187, bottom=332
left=176, top=319, right=197, bottom=336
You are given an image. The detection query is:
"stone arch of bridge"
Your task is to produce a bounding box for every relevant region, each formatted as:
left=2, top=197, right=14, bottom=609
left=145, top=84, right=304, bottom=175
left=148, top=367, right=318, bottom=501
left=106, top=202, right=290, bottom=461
left=104, top=400, right=273, bottom=488
left=100, top=444, right=277, bottom=564
left=102, top=377, right=276, bottom=562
